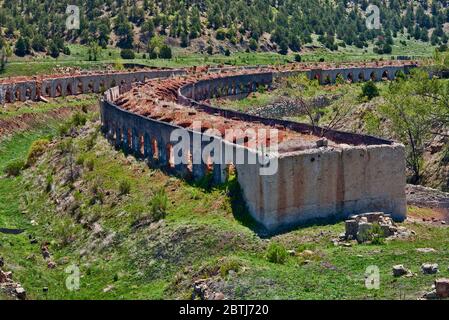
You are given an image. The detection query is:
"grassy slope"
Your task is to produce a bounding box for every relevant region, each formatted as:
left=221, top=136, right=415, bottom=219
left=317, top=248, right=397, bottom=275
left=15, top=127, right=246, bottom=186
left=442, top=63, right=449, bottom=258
left=1, top=35, right=436, bottom=78
left=1, top=111, right=448, bottom=300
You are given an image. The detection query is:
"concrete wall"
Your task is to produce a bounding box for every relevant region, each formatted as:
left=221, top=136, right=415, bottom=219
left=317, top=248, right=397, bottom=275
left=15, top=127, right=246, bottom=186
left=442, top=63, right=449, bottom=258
left=0, top=69, right=185, bottom=104
left=176, top=71, right=407, bottom=231
left=237, top=144, right=406, bottom=231
left=100, top=68, right=407, bottom=232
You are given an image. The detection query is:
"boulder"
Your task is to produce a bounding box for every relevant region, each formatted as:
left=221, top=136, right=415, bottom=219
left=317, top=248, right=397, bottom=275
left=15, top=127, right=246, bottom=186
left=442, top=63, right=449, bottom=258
left=435, top=279, right=449, bottom=298
left=356, top=222, right=373, bottom=243
left=15, top=286, right=26, bottom=300
left=345, top=220, right=358, bottom=239
left=392, top=265, right=409, bottom=277
left=422, top=263, right=439, bottom=275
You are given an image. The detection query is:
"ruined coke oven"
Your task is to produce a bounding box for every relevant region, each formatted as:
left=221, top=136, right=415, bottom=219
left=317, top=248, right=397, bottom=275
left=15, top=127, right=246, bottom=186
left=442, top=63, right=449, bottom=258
left=100, top=65, right=408, bottom=232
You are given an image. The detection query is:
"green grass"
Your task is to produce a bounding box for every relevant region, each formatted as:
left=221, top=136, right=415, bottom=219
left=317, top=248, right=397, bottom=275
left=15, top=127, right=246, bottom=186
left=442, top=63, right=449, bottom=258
left=1, top=114, right=448, bottom=300
left=0, top=35, right=437, bottom=78
left=0, top=95, right=98, bottom=120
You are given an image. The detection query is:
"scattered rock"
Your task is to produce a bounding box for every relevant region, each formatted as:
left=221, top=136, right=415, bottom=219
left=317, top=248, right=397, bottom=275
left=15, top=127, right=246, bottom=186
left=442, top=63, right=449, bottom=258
left=422, top=289, right=439, bottom=300
left=416, top=248, right=437, bottom=253
left=299, top=250, right=314, bottom=258
left=103, top=285, right=115, bottom=293
left=287, top=250, right=296, bottom=256
left=47, top=261, right=57, bottom=269
left=15, top=287, right=26, bottom=300
left=392, top=265, right=409, bottom=277
left=435, top=279, right=449, bottom=298
left=41, top=244, right=51, bottom=260
left=213, top=292, right=225, bottom=300
left=422, top=263, right=439, bottom=275
left=341, top=212, right=407, bottom=244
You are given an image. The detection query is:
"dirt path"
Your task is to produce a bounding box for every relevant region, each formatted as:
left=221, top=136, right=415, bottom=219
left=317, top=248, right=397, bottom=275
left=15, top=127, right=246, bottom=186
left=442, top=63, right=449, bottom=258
left=406, top=184, right=449, bottom=222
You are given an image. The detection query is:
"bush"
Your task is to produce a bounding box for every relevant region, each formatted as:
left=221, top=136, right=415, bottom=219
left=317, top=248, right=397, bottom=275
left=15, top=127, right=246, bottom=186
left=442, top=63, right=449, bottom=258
left=249, top=38, right=258, bottom=51
left=63, top=46, right=71, bottom=55
left=71, top=112, right=87, bottom=127
left=216, top=28, right=227, bottom=40
left=159, top=45, right=172, bottom=59
left=370, top=223, right=386, bottom=245
left=4, top=159, right=25, bottom=177
left=149, top=188, right=168, bottom=220
left=85, top=159, right=95, bottom=171
left=361, top=81, right=380, bottom=100
left=58, top=122, right=72, bottom=136
left=294, top=54, right=302, bottom=62
left=220, top=258, right=242, bottom=277
left=266, top=242, right=288, bottom=264
left=26, top=139, right=50, bottom=167
left=120, top=49, right=135, bottom=60
left=119, top=180, right=131, bottom=195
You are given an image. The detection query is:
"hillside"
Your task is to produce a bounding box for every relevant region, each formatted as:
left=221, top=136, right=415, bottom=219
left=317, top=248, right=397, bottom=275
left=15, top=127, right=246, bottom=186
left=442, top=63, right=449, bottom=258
left=1, top=101, right=448, bottom=300
left=1, top=0, right=449, bottom=60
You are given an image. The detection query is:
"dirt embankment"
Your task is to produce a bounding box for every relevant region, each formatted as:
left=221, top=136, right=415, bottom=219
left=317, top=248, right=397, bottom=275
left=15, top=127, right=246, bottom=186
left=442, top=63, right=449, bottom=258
left=0, top=104, right=97, bottom=139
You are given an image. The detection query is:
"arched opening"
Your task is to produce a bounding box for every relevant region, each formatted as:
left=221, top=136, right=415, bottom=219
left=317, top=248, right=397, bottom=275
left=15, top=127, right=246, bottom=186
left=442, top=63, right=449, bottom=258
left=56, top=83, right=63, bottom=97
left=127, top=129, right=132, bottom=150
left=315, top=74, right=320, bottom=82
left=382, top=70, right=389, bottom=80
left=152, top=138, right=159, bottom=160
left=66, top=83, right=72, bottom=96
left=15, top=88, right=21, bottom=100
left=77, top=82, right=83, bottom=94
left=88, top=81, right=94, bottom=93
left=186, top=150, right=193, bottom=173
left=110, top=79, right=117, bottom=88
left=347, top=73, right=353, bottom=83
left=335, top=73, right=343, bottom=83
left=139, top=134, right=145, bottom=156
left=358, top=72, right=365, bottom=82
left=324, top=75, right=331, bottom=85
left=25, top=87, right=32, bottom=100
left=99, top=81, right=106, bottom=93
left=5, top=89, right=11, bottom=102
left=370, top=72, right=376, bottom=81
left=167, top=144, right=175, bottom=169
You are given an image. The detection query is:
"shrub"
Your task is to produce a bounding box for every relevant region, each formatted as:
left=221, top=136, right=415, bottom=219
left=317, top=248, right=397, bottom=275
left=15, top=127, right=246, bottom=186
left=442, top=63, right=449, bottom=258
left=26, top=139, right=50, bottom=167
left=71, top=112, right=87, bottom=127
left=266, top=242, right=288, bottom=264
left=85, top=159, right=95, bottom=171
left=4, top=159, right=25, bottom=177
left=149, top=188, right=168, bottom=220
left=294, top=54, right=302, bottom=62
left=220, top=258, right=242, bottom=277
left=119, top=179, right=131, bottom=195
left=159, top=45, right=172, bottom=59
left=249, top=38, right=258, bottom=51
left=361, top=81, right=380, bottom=100
left=370, top=223, right=386, bottom=245
left=57, top=122, right=72, bottom=136
left=216, top=28, right=227, bottom=40
left=120, top=49, right=135, bottom=60
left=63, top=46, right=71, bottom=55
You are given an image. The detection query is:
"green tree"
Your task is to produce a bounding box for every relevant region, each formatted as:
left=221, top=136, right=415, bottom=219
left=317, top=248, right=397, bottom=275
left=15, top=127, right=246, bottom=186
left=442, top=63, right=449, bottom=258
left=14, top=36, right=29, bottom=56
left=361, top=81, right=380, bottom=100
left=159, top=45, right=172, bottom=59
